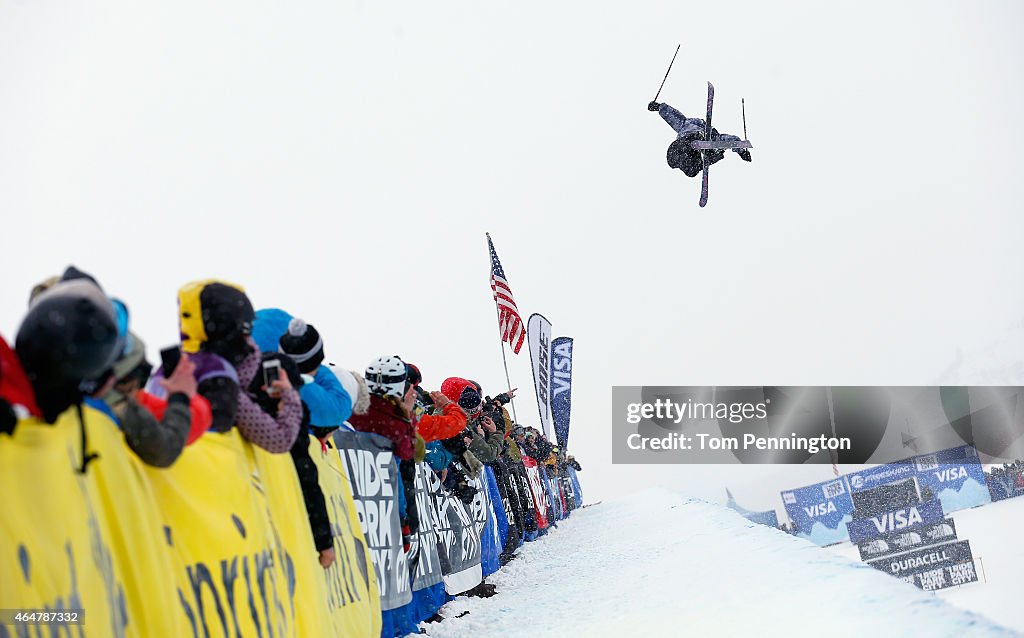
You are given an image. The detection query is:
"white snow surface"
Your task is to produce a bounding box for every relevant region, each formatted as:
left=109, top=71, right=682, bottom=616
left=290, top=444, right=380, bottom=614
left=423, top=488, right=1019, bottom=637
left=828, top=496, right=1024, bottom=632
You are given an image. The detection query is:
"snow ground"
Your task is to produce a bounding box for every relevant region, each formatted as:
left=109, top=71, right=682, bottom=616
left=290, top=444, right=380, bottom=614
left=422, top=488, right=1019, bottom=638
left=827, top=496, right=1024, bottom=632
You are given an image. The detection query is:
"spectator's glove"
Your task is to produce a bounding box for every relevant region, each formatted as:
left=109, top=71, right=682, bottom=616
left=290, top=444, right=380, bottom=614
left=648, top=101, right=661, bottom=112
left=737, top=149, right=752, bottom=162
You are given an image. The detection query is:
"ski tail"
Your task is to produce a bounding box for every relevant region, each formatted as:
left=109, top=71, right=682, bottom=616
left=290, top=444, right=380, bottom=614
left=699, top=164, right=709, bottom=207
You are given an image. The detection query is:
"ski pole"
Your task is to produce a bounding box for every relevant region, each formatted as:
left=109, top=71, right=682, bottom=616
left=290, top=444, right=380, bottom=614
left=653, top=44, right=681, bottom=103
left=742, top=98, right=748, bottom=140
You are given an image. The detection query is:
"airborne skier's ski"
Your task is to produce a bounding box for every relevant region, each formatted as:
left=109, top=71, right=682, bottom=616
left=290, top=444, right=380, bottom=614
left=699, top=82, right=714, bottom=207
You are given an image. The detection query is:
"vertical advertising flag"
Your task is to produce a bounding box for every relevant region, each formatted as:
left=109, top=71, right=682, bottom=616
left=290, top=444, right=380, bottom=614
left=528, top=313, right=554, bottom=441
left=550, top=336, right=574, bottom=448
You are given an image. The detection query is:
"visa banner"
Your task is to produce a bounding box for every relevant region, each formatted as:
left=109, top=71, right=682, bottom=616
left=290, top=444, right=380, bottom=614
left=781, top=477, right=854, bottom=546
left=847, top=499, right=945, bottom=543
left=913, top=445, right=990, bottom=513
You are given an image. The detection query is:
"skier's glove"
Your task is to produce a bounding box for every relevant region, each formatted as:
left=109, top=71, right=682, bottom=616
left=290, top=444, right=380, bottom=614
left=647, top=101, right=661, bottom=112
left=738, top=149, right=752, bottom=162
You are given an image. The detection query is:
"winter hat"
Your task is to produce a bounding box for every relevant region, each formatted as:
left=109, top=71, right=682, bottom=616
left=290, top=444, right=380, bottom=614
left=177, top=280, right=254, bottom=356
left=365, top=356, right=407, bottom=399
left=278, top=317, right=324, bottom=374
left=112, top=332, right=148, bottom=381
left=667, top=136, right=703, bottom=178
left=440, top=377, right=481, bottom=412
left=252, top=307, right=293, bottom=354
left=15, top=278, right=120, bottom=423
left=332, top=366, right=371, bottom=415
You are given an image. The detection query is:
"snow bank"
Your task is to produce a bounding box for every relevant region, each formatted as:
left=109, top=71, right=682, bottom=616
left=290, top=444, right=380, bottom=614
left=424, top=488, right=1018, bottom=637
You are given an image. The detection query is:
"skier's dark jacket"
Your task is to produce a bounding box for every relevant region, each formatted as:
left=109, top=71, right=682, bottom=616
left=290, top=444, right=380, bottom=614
left=658, top=103, right=745, bottom=177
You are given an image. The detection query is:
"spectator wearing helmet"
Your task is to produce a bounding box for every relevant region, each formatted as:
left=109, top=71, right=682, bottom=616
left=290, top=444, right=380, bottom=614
left=15, top=275, right=122, bottom=472
left=348, top=355, right=421, bottom=537
left=150, top=281, right=302, bottom=453
left=348, top=356, right=417, bottom=460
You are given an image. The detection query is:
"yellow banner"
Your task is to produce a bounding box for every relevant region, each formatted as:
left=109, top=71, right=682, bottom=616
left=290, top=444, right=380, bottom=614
left=0, top=406, right=380, bottom=637
left=308, top=435, right=382, bottom=638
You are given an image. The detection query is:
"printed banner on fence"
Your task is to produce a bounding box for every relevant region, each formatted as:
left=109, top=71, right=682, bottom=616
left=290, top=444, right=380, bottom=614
left=567, top=465, right=583, bottom=507
left=308, top=436, right=382, bottom=638
left=522, top=456, right=551, bottom=530
left=847, top=499, right=945, bottom=543
left=425, top=466, right=482, bottom=594
left=901, top=561, right=979, bottom=591
left=550, top=336, right=574, bottom=448
left=781, top=477, right=854, bottom=546
left=333, top=429, right=412, bottom=611
left=857, top=519, right=958, bottom=562
left=528, top=313, right=555, bottom=441
left=410, top=462, right=444, bottom=592
left=913, top=445, right=990, bottom=513
left=469, top=470, right=501, bottom=577
left=1, top=407, right=383, bottom=638
left=848, top=445, right=989, bottom=514
left=868, top=539, right=976, bottom=591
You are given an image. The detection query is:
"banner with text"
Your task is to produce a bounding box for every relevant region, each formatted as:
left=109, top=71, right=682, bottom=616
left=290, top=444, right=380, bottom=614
left=550, top=336, right=574, bottom=449
left=333, top=430, right=412, bottom=612
left=847, top=499, right=945, bottom=544
left=781, top=477, right=855, bottom=546
left=528, top=313, right=555, bottom=441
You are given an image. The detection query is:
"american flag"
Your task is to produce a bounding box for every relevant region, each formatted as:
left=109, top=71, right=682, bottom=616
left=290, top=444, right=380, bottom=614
left=487, top=233, right=526, bottom=354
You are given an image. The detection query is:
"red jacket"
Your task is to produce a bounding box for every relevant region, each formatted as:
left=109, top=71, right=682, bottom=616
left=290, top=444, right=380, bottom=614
left=347, top=394, right=416, bottom=460
left=136, top=390, right=213, bottom=445
left=0, top=336, right=40, bottom=418
left=416, top=402, right=467, bottom=442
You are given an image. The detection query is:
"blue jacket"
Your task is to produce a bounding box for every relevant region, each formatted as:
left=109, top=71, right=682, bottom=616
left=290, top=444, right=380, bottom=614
left=301, top=365, right=352, bottom=427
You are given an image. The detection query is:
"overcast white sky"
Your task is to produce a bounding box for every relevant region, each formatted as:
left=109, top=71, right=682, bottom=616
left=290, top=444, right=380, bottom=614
left=2, top=1, right=1022, bottom=514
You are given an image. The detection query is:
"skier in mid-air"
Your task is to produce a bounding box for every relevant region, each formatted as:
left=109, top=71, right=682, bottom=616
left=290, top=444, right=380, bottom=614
left=648, top=100, right=751, bottom=177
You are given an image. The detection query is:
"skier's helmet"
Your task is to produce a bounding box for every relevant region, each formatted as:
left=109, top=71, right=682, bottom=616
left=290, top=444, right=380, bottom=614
left=365, top=355, right=407, bottom=399
left=667, top=137, right=703, bottom=177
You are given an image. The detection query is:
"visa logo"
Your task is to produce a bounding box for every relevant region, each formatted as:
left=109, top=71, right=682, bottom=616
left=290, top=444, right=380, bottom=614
left=871, top=507, right=923, bottom=533
left=803, top=501, right=837, bottom=517
left=934, top=467, right=968, bottom=482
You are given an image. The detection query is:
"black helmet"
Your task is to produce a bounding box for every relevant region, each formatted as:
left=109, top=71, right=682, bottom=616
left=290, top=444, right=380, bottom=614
left=667, top=137, right=703, bottom=177
left=16, top=279, right=120, bottom=422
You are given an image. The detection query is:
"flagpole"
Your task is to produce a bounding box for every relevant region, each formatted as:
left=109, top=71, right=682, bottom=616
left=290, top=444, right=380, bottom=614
left=499, top=339, right=519, bottom=424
